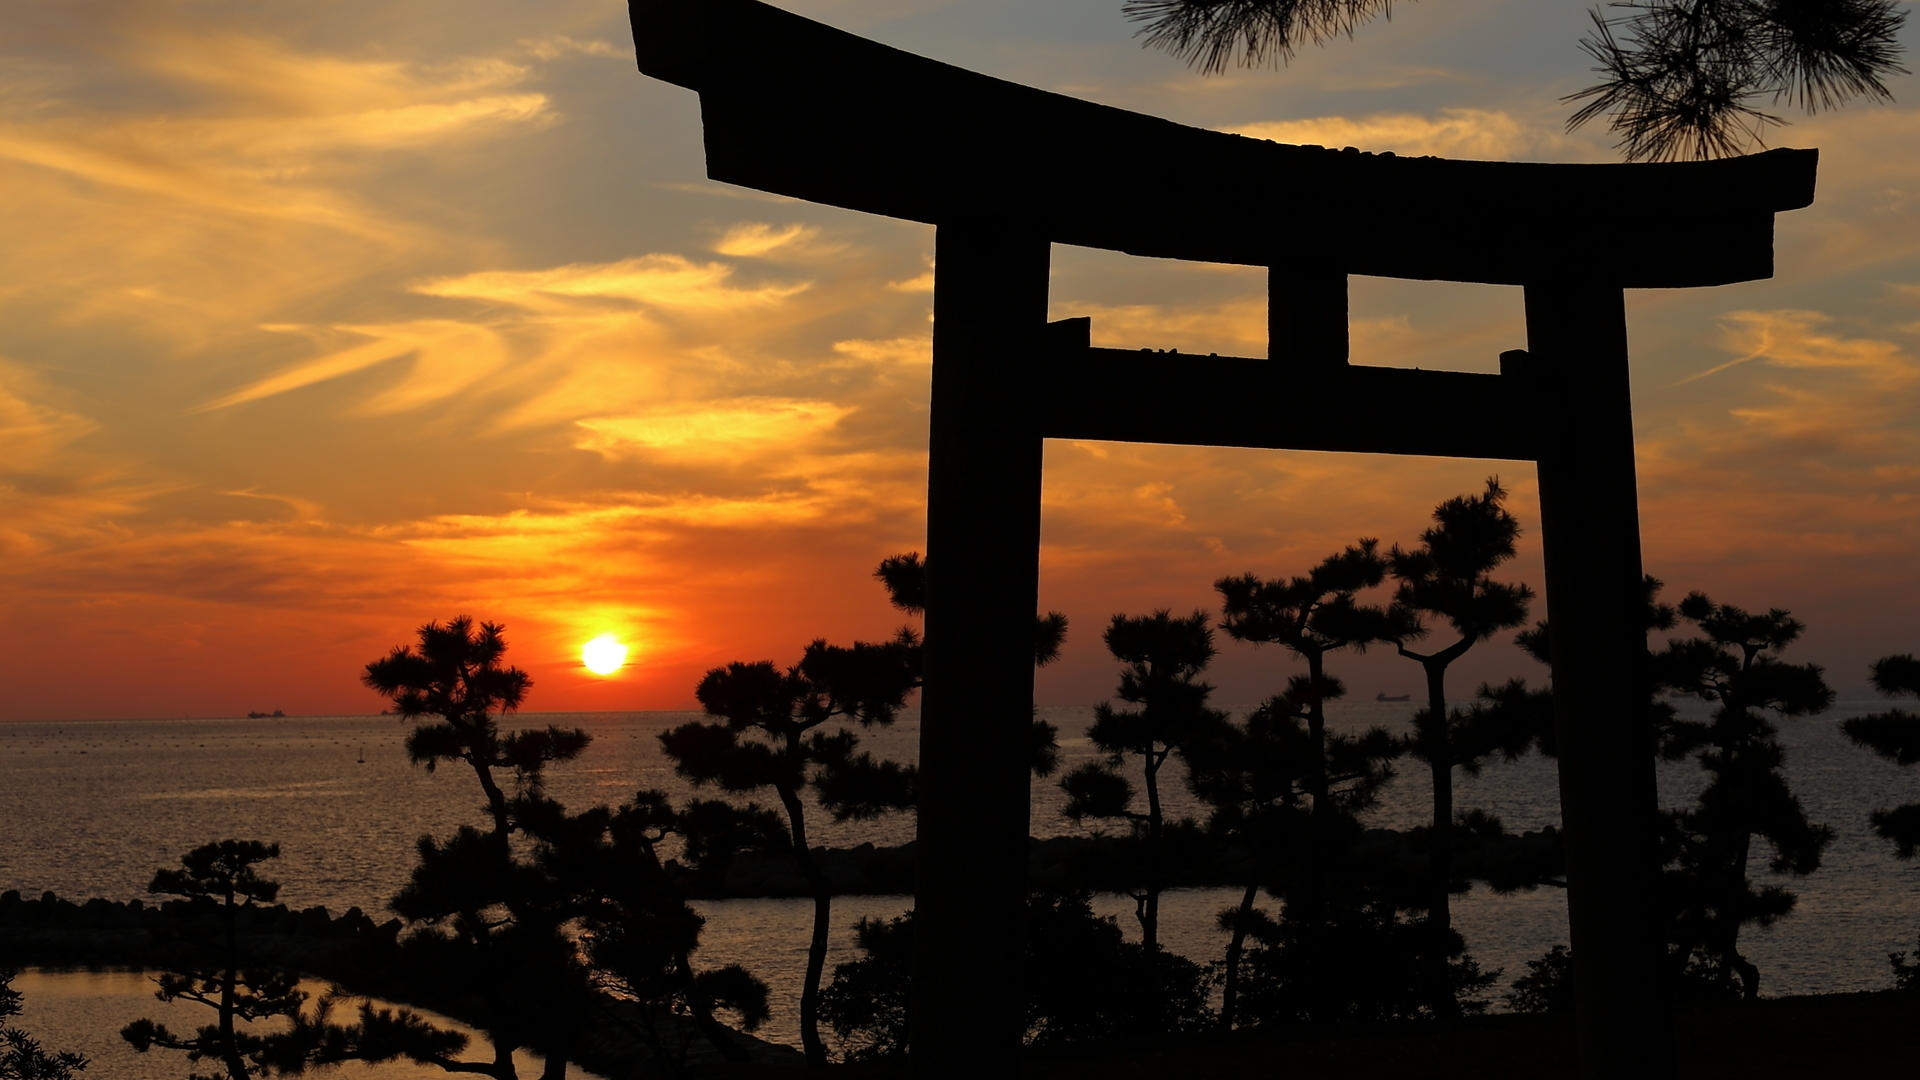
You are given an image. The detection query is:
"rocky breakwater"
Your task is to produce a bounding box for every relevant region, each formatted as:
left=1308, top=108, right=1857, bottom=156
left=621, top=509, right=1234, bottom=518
left=0, top=888, right=394, bottom=972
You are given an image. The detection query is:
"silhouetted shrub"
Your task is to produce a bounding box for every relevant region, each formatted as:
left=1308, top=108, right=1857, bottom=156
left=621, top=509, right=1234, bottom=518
left=1889, top=937, right=1919, bottom=992
left=1504, top=945, right=1575, bottom=1014
left=1504, top=944, right=1744, bottom=1013
left=818, top=892, right=1213, bottom=1061
left=816, top=914, right=912, bottom=1061
left=1235, top=892, right=1497, bottom=1024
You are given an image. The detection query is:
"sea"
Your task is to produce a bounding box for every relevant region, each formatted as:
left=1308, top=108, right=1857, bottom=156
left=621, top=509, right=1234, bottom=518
left=2, top=699, right=1916, bottom=1075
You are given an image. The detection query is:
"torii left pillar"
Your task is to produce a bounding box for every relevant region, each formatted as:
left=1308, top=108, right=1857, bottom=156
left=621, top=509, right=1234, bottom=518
left=913, top=221, right=1050, bottom=1076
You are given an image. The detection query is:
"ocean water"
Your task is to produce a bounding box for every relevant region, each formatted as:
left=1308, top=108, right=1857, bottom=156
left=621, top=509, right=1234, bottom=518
left=3, top=699, right=1916, bottom=1057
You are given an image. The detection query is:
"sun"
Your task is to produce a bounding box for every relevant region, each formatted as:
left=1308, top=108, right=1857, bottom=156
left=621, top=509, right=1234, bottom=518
left=581, top=634, right=629, bottom=676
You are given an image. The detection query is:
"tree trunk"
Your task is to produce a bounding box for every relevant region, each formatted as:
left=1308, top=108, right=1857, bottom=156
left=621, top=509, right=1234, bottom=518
left=1298, top=647, right=1332, bottom=929
left=777, top=781, right=833, bottom=1067
left=220, top=887, right=249, bottom=1080
left=491, top=1039, right=519, bottom=1080
left=1724, top=767, right=1760, bottom=1001
left=1220, top=880, right=1261, bottom=1030
left=468, top=753, right=512, bottom=839
left=1422, top=657, right=1462, bottom=1021
left=1142, top=749, right=1164, bottom=954
left=1727, top=951, right=1760, bottom=1000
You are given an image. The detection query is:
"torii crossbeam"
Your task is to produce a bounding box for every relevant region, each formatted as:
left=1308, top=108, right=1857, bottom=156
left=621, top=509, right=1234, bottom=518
left=627, top=3, right=1817, bottom=1076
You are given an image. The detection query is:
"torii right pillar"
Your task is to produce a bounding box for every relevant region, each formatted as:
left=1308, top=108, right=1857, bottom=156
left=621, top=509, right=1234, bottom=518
left=1525, top=281, right=1674, bottom=1077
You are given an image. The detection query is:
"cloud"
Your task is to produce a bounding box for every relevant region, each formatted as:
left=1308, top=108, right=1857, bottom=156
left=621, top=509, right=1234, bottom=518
left=1635, top=309, right=1920, bottom=578
left=0, top=363, right=96, bottom=472
left=0, top=19, right=563, bottom=362
left=522, top=36, right=626, bottom=61
left=1050, top=298, right=1267, bottom=355
left=198, top=254, right=825, bottom=415
left=1707, top=310, right=1920, bottom=453
left=574, top=399, right=856, bottom=462
left=200, top=325, right=443, bottom=411
left=831, top=337, right=929, bottom=366
left=0, top=39, right=551, bottom=220
left=1223, top=108, right=1573, bottom=161
left=1762, top=105, right=1920, bottom=279
left=0, top=361, right=158, bottom=557
left=416, top=256, right=810, bottom=313
left=713, top=223, right=830, bottom=259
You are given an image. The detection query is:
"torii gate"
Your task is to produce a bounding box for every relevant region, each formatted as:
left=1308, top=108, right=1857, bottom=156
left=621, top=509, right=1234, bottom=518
left=627, top=2, right=1817, bottom=1076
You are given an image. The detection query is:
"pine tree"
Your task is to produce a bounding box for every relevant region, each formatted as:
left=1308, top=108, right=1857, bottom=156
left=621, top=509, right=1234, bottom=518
left=1180, top=677, right=1400, bottom=1027
left=1840, top=653, right=1920, bottom=991
left=1061, top=610, right=1233, bottom=955
left=119, top=841, right=457, bottom=1080
left=1214, top=539, right=1399, bottom=925
left=1120, top=0, right=1907, bottom=161
left=514, top=791, right=778, bottom=1068
left=1654, top=593, right=1835, bottom=999
left=661, top=555, right=1066, bottom=1065
left=1842, top=653, right=1920, bottom=858
left=659, top=636, right=919, bottom=1067
left=120, top=841, right=293, bottom=1080
left=363, top=617, right=591, bottom=1080
left=1384, top=478, right=1534, bottom=1013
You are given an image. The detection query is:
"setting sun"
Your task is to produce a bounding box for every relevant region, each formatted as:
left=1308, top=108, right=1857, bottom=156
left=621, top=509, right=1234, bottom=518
left=581, top=634, right=629, bottom=676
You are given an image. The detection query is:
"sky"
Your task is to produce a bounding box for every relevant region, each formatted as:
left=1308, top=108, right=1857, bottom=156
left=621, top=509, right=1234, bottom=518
left=2, top=0, right=1917, bottom=722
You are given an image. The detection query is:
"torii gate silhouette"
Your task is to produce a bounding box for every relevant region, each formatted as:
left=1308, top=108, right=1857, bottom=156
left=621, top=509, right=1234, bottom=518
left=628, top=2, right=1817, bottom=1076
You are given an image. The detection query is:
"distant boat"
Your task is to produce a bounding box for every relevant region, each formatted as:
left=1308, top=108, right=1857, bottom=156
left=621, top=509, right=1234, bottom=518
left=245, top=709, right=287, bottom=719
left=1376, top=693, right=1411, bottom=702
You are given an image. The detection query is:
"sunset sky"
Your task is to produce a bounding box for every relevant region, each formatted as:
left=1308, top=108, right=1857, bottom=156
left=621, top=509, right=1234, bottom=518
left=3, top=0, right=1917, bottom=722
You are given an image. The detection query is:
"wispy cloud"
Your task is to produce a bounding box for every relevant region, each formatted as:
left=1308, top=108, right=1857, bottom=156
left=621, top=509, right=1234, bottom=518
left=417, top=256, right=809, bottom=313
left=1223, top=108, right=1575, bottom=161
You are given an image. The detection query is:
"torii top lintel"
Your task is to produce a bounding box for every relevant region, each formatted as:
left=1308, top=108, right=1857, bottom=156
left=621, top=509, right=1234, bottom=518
left=632, top=0, right=1816, bottom=289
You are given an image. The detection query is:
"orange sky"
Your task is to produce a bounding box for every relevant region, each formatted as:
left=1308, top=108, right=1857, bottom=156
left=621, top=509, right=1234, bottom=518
left=2, top=1, right=1917, bottom=721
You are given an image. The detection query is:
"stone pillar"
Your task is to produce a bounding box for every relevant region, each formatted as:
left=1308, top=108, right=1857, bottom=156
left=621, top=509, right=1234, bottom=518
left=911, top=222, right=1049, bottom=1076
left=1525, top=282, right=1676, bottom=1079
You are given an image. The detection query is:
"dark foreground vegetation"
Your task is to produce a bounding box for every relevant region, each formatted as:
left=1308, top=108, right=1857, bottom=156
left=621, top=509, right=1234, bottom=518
left=728, top=990, right=1920, bottom=1080
left=0, top=890, right=797, bottom=1075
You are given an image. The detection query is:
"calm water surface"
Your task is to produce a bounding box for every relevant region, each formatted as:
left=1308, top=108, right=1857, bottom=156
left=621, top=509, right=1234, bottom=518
left=3, top=700, right=1915, bottom=1054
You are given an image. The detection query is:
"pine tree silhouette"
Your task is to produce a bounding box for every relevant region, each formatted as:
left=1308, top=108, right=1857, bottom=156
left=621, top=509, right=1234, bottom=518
left=1215, top=539, right=1400, bottom=927
left=1841, top=652, right=1920, bottom=990
left=1384, top=478, right=1534, bottom=1014
left=363, top=617, right=591, bottom=1080
left=1654, top=594, right=1835, bottom=999
left=512, top=790, right=777, bottom=1067
left=1842, top=653, right=1920, bottom=857
left=1122, top=0, right=1908, bottom=160
left=1181, top=675, right=1400, bottom=1027
left=119, top=841, right=457, bottom=1080
left=1061, top=610, right=1233, bottom=955
left=659, top=634, right=919, bottom=1066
